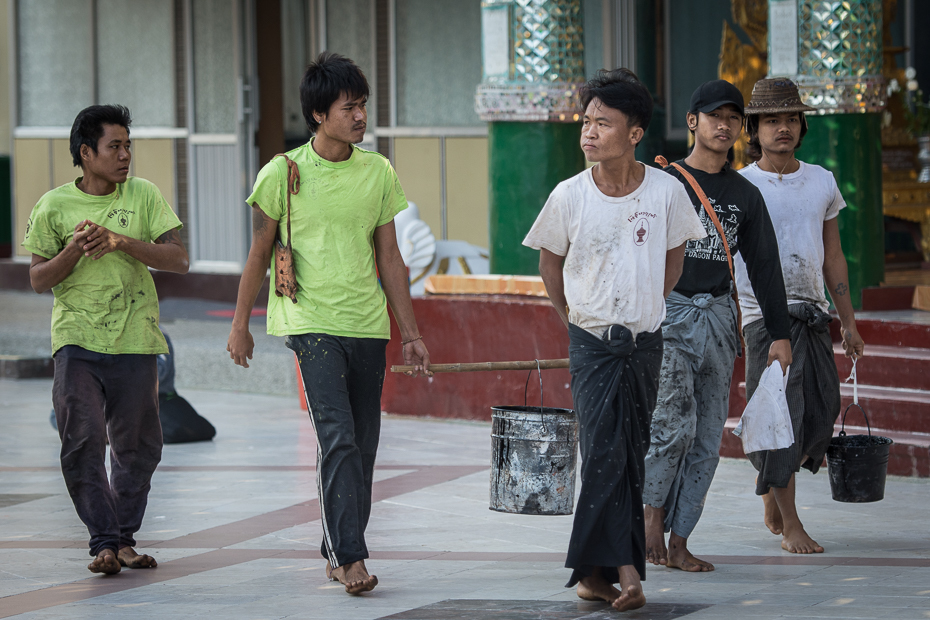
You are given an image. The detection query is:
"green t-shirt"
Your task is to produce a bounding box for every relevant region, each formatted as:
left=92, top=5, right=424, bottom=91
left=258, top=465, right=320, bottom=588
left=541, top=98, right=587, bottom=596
left=247, top=139, right=407, bottom=339
left=22, top=177, right=182, bottom=355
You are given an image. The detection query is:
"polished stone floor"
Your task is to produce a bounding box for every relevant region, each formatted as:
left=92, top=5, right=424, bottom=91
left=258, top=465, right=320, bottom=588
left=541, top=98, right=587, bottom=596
left=1, top=377, right=929, bottom=619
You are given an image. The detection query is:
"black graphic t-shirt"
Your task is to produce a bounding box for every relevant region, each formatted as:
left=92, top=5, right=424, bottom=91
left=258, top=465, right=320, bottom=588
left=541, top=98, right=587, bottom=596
left=665, top=160, right=790, bottom=341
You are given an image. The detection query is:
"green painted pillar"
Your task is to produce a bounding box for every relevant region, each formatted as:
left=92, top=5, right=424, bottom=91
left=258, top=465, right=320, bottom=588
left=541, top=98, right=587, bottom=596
left=797, top=114, right=884, bottom=307
left=488, top=123, right=584, bottom=274
left=768, top=0, right=886, bottom=308
left=476, top=0, right=586, bottom=275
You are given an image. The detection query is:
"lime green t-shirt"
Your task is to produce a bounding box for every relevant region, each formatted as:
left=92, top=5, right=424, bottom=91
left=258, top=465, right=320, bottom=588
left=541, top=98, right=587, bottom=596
left=22, top=177, right=182, bottom=355
left=247, top=140, right=407, bottom=339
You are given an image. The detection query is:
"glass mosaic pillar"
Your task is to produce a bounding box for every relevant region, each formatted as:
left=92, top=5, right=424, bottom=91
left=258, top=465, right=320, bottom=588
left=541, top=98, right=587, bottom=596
left=476, top=0, right=586, bottom=275
left=769, top=0, right=885, bottom=308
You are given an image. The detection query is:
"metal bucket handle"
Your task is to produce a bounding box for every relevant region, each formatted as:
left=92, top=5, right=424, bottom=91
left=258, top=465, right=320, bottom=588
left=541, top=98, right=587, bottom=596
left=838, top=402, right=871, bottom=438
left=523, top=359, right=544, bottom=412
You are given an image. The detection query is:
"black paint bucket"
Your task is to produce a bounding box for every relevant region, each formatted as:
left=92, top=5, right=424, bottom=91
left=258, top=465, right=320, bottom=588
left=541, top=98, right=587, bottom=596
left=826, top=403, right=892, bottom=503
left=489, top=405, right=578, bottom=515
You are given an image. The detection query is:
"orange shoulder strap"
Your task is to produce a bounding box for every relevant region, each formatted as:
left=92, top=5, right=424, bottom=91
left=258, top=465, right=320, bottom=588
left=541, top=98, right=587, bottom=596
left=655, top=156, right=744, bottom=348
left=274, top=153, right=301, bottom=245
left=655, top=156, right=734, bottom=281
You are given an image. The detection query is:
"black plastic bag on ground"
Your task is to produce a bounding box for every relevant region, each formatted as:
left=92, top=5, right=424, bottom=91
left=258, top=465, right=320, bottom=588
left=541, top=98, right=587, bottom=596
left=158, top=331, right=215, bottom=443
left=158, top=392, right=216, bottom=443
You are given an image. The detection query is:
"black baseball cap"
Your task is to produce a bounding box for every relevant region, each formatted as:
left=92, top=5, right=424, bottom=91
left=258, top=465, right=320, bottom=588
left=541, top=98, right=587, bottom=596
left=689, top=80, right=745, bottom=116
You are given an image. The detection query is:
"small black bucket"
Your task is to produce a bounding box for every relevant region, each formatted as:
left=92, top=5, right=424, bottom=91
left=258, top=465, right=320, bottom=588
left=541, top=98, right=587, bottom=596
left=826, top=403, right=893, bottom=503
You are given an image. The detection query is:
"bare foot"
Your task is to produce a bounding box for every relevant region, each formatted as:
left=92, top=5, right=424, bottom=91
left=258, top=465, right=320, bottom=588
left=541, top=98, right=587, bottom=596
left=781, top=526, right=824, bottom=554
left=88, top=548, right=121, bottom=575
left=117, top=546, right=157, bottom=569
left=576, top=568, right=620, bottom=603
left=772, top=474, right=823, bottom=554
left=612, top=584, right=646, bottom=612
left=762, top=489, right=783, bottom=535
left=666, top=533, right=714, bottom=572
left=329, top=559, right=378, bottom=594
left=644, top=505, right=668, bottom=566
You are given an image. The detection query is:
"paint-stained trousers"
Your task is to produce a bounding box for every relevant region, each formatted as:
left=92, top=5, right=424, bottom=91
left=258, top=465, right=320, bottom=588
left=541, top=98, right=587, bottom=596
left=286, top=333, right=386, bottom=569
left=643, top=292, right=739, bottom=539
left=565, top=323, right=663, bottom=586
left=52, top=346, right=162, bottom=557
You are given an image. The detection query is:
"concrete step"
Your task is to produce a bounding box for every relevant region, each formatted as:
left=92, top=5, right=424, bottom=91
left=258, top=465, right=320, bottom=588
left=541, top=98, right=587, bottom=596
left=720, top=418, right=930, bottom=478
left=838, top=383, right=930, bottom=434
left=832, top=318, right=930, bottom=349
left=733, top=381, right=930, bottom=435
left=0, top=355, right=53, bottom=379
left=833, top=344, right=930, bottom=391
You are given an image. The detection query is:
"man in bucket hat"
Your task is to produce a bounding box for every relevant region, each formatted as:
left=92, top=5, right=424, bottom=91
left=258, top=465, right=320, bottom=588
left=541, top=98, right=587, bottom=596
left=736, top=77, right=864, bottom=553
left=643, top=79, right=793, bottom=572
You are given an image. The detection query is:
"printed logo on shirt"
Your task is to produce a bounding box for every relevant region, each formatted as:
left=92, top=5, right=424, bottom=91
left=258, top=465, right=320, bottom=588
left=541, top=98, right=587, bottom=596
left=634, top=218, right=650, bottom=246
left=107, top=208, right=135, bottom=229
left=24, top=217, right=32, bottom=239
left=684, top=197, right=738, bottom=262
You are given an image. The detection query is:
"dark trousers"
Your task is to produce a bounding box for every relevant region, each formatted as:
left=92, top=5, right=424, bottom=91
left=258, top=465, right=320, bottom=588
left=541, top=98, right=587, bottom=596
left=52, top=346, right=162, bottom=557
left=287, top=333, right=387, bottom=568
left=744, top=304, right=841, bottom=494
left=565, top=324, right=664, bottom=587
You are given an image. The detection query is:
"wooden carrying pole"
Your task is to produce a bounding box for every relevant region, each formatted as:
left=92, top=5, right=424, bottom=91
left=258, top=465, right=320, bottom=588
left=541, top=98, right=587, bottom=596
left=390, top=358, right=569, bottom=374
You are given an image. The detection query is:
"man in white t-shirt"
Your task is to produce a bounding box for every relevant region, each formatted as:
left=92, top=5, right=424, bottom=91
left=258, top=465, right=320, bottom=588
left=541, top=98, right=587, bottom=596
left=523, top=68, right=705, bottom=612
left=736, top=77, right=864, bottom=554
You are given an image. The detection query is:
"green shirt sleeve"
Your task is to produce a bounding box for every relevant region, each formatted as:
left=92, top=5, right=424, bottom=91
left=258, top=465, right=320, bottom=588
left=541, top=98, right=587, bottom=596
left=144, top=182, right=183, bottom=241
left=377, top=162, right=408, bottom=227
left=21, top=201, right=64, bottom=260
left=247, top=157, right=285, bottom=222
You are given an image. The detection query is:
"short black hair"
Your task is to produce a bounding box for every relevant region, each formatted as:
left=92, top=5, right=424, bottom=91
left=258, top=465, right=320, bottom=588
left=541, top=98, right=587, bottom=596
left=300, top=52, right=370, bottom=134
left=70, top=104, right=132, bottom=168
left=580, top=68, right=653, bottom=135
left=745, top=112, right=808, bottom=160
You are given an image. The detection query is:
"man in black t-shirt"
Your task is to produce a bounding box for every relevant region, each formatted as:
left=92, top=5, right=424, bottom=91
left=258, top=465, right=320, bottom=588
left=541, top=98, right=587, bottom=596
left=642, top=80, right=792, bottom=572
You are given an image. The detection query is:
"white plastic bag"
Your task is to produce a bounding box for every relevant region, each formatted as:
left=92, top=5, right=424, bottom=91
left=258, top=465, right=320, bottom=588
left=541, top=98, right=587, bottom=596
left=732, top=364, right=793, bottom=454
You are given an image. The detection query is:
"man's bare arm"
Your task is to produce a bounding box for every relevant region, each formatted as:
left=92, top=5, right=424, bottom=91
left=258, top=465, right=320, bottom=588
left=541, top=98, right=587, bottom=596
left=664, top=244, right=685, bottom=298
left=79, top=223, right=189, bottom=273
left=374, top=220, right=430, bottom=375
left=227, top=205, right=278, bottom=368
left=29, top=219, right=95, bottom=293
left=822, top=218, right=864, bottom=358
left=539, top=248, right=568, bottom=329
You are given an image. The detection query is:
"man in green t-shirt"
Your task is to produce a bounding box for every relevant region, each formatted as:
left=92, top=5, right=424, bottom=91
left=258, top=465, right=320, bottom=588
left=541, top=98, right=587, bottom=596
left=227, top=53, right=430, bottom=595
left=23, top=104, right=189, bottom=575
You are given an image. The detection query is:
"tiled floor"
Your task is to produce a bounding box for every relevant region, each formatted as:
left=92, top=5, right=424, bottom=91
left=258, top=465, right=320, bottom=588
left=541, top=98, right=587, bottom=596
left=377, top=600, right=711, bottom=619
left=1, top=378, right=929, bottom=619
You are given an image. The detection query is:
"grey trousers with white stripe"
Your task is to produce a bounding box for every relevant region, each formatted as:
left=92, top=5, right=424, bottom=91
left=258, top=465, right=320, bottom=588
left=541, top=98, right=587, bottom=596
left=287, top=333, right=387, bottom=568
left=744, top=304, right=840, bottom=495
left=643, top=292, right=740, bottom=539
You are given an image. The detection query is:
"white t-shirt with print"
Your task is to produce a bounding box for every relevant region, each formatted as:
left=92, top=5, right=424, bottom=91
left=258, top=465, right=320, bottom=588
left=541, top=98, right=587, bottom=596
left=735, top=161, right=845, bottom=329
left=523, top=164, right=706, bottom=337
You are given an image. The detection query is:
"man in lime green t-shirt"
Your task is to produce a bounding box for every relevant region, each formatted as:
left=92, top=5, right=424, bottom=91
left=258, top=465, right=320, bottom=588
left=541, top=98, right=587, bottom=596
left=227, top=53, right=430, bottom=595
left=23, top=104, right=189, bottom=575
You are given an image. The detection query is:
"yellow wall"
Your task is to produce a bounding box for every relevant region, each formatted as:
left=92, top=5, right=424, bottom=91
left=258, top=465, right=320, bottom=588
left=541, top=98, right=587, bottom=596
left=51, top=139, right=76, bottom=187
left=133, top=139, right=176, bottom=207
left=12, top=138, right=177, bottom=256
left=13, top=140, right=50, bottom=257
left=392, top=136, right=489, bottom=249
left=445, top=137, right=488, bottom=248
left=393, top=137, right=441, bottom=237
